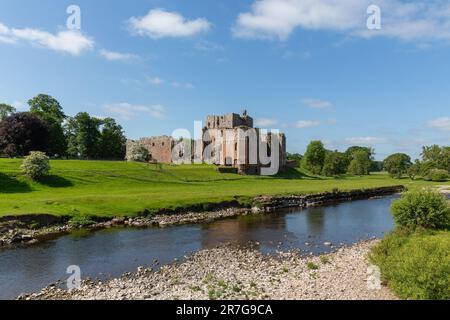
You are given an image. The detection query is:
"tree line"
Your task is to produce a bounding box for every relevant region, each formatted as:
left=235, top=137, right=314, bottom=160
left=0, top=94, right=126, bottom=159
left=384, top=146, right=450, bottom=181
left=288, top=140, right=449, bottom=180
left=290, top=140, right=375, bottom=177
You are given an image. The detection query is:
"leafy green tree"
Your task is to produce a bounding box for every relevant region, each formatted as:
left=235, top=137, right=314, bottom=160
left=322, top=151, right=347, bottom=177
left=98, top=118, right=127, bottom=159
left=407, top=160, right=421, bottom=180
left=301, top=141, right=326, bottom=175
left=286, top=152, right=303, bottom=162
left=28, top=94, right=67, bottom=157
left=28, top=94, right=66, bottom=122
left=65, top=112, right=102, bottom=159
left=383, top=153, right=412, bottom=178
left=0, top=113, right=49, bottom=156
left=370, top=160, right=384, bottom=172
left=421, top=145, right=450, bottom=172
left=347, top=150, right=371, bottom=176
left=0, top=103, right=16, bottom=120
left=345, top=146, right=374, bottom=161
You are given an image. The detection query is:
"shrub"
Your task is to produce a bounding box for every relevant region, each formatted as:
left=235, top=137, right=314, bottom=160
left=126, top=143, right=149, bottom=162
left=391, top=189, right=449, bottom=230
left=370, top=230, right=450, bottom=300
left=307, top=262, right=319, bottom=270
left=21, top=151, right=50, bottom=180
left=425, top=169, right=449, bottom=182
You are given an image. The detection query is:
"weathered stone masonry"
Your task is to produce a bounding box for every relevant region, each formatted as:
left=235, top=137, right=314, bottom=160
left=137, top=136, right=173, bottom=163
left=127, top=111, right=287, bottom=175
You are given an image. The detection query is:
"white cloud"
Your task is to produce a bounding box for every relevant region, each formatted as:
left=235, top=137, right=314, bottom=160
left=104, top=103, right=167, bottom=120
left=128, top=9, right=211, bottom=39
left=255, top=118, right=278, bottom=127
left=301, top=98, right=332, bottom=109
left=345, top=136, right=387, bottom=145
left=172, top=81, right=194, bottom=89
left=100, top=49, right=138, bottom=62
left=0, top=23, right=15, bottom=44
left=428, top=117, right=450, bottom=131
left=295, top=120, right=321, bottom=129
left=147, top=76, right=165, bottom=85
left=0, top=21, right=94, bottom=55
left=195, top=40, right=224, bottom=51
left=233, top=0, right=450, bottom=43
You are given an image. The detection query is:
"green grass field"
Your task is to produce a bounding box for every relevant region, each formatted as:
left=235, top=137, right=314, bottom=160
left=1, top=159, right=448, bottom=219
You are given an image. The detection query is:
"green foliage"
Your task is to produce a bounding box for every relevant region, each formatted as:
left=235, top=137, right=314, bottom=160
left=65, top=112, right=102, bottom=159
left=0, top=158, right=446, bottom=218
left=28, top=94, right=66, bottom=122
left=301, top=141, right=326, bottom=175
left=126, top=142, right=150, bottom=162
left=383, top=153, right=412, bottom=178
left=322, top=151, right=347, bottom=177
left=370, top=160, right=384, bottom=172
left=425, top=169, right=449, bottom=182
left=345, top=146, right=374, bottom=162
left=21, top=151, right=50, bottom=180
left=421, top=145, right=450, bottom=172
left=418, top=145, right=450, bottom=178
left=0, top=103, right=16, bottom=120
left=347, top=150, right=371, bottom=176
left=65, top=113, right=127, bottom=160
left=391, top=189, right=449, bottom=230
left=69, top=214, right=96, bottom=227
left=28, top=94, right=67, bottom=157
left=307, top=262, right=319, bottom=270
left=98, top=118, right=126, bottom=159
left=370, top=229, right=450, bottom=300
left=407, top=160, right=421, bottom=180
left=320, top=256, right=330, bottom=264
left=287, top=152, right=302, bottom=163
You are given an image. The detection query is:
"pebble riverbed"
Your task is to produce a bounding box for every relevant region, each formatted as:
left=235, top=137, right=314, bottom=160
left=21, top=240, right=396, bottom=300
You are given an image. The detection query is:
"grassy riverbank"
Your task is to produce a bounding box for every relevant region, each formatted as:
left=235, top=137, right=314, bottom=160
left=370, top=229, right=449, bottom=300
left=1, top=159, right=448, bottom=219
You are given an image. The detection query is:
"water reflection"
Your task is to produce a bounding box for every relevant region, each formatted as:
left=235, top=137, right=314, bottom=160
left=0, top=195, right=397, bottom=300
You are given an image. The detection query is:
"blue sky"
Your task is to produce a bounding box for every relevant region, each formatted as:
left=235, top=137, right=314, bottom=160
left=0, top=0, right=449, bottom=160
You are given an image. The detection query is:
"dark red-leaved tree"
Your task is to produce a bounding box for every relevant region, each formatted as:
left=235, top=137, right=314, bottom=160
left=0, top=112, right=50, bottom=157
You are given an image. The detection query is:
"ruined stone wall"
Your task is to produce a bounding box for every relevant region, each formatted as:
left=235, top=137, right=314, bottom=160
left=205, top=113, right=253, bottom=129
left=138, top=136, right=173, bottom=163
left=129, top=111, right=286, bottom=174
left=201, top=127, right=287, bottom=175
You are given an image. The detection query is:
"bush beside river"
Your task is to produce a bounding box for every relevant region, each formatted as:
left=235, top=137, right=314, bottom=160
left=370, top=189, right=450, bottom=300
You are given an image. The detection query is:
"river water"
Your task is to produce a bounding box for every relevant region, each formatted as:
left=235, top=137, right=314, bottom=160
left=0, top=195, right=398, bottom=300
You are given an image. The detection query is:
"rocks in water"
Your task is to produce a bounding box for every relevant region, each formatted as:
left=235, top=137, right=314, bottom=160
left=10, top=233, right=34, bottom=244
left=323, top=242, right=333, bottom=247
left=251, top=206, right=263, bottom=213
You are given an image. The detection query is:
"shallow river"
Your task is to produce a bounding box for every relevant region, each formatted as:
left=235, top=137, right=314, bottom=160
left=0, top=195, right=398, bottom=300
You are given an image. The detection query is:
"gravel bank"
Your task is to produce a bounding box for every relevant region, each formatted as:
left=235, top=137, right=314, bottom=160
left=22, top=240, right=396, bottom=300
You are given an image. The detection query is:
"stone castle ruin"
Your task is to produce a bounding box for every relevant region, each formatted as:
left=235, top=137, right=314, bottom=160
left=127, top=111, right=287, bottom=175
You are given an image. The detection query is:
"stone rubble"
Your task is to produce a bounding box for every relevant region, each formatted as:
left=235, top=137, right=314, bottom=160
left=21, top=240, right=397, bottom=300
